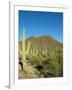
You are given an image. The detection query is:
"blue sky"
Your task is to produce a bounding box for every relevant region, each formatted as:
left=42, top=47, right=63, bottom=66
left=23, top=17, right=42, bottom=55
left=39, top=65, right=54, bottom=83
left=19, top=10, right=63, bottom=42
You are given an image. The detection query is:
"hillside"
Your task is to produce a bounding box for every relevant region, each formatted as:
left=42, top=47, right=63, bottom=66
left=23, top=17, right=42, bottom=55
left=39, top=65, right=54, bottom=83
left=19, top=35, right=63, bottom=78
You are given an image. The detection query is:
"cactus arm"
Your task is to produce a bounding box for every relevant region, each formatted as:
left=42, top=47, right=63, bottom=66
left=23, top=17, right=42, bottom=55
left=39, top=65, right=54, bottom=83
left=26, top=41, right=31, bottom=55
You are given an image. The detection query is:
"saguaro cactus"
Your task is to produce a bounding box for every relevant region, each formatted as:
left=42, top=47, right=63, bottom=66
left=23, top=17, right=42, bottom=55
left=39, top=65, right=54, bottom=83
left=22, top=28, right=26, bottom=61
left=22, top=28, right=31, bottom=61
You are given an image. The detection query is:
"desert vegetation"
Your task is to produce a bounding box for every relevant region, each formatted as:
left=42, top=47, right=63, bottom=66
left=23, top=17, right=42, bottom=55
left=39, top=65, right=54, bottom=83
left=18, top=35, right=63, bottom=79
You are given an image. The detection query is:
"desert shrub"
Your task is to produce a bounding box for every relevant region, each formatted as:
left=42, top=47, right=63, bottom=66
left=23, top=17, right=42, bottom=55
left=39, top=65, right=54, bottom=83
left=29, top=55, right=44, bottom=66
left=26, top=50, right=63, bottom=77
left=39, top=52, right=63, bottom=77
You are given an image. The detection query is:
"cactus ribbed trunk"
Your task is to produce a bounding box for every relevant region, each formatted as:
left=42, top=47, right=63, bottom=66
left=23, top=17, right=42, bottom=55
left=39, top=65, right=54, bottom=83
left=22, top=28, right=26, bottom=61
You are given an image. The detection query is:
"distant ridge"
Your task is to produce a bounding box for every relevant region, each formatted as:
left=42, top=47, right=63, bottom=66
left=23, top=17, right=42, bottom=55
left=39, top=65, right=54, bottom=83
left=26, top=35, right=63, bottom=47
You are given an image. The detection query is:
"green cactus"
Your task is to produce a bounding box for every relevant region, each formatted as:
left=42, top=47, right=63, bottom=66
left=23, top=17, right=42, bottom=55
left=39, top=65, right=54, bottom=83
left=22, top=28, right=31, bottom=61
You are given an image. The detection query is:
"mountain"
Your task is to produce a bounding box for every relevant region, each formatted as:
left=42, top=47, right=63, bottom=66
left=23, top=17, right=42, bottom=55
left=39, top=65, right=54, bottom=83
left=27, top=35, right=62, bottom=47
left=26, top=35, right=63, bottom=57
left=19, top=35, right=63, bottom=78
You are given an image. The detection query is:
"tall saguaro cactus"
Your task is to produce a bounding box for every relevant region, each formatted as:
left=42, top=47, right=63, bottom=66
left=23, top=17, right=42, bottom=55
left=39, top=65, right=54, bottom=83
left=22, top=28, right=31, bottom=61
left=22, top=28, right=26, bottom=61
